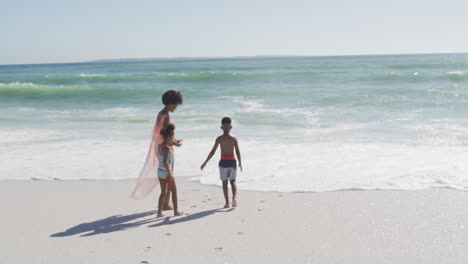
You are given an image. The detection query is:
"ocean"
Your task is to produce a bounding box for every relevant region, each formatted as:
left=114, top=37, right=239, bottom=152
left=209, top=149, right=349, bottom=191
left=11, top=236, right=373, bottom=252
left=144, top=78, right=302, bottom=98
left=1, top=54, right=468, bottom=192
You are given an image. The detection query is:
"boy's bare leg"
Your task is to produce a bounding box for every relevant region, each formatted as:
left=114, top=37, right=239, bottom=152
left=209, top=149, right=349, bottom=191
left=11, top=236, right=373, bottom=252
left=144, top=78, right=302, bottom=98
left=170, top=177, right=183, bottom=216
left=157, top=179, right=167, bottom=218
left=231, top=180, right=237, bottom=207
left=222, top=180, right=230, bottom=208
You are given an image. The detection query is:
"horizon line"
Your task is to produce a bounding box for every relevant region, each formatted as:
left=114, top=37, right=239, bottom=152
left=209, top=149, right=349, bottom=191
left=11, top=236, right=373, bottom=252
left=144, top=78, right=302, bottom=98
left=1, top=51, right=467, bottom=67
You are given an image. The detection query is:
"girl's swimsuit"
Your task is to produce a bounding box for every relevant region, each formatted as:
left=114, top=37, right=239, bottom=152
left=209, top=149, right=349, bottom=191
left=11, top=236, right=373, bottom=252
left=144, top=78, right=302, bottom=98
left=158, top=143, right=174, bottom=179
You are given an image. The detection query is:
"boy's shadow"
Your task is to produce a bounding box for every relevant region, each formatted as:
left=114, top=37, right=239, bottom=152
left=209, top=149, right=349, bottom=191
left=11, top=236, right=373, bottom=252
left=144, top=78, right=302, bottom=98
left=50, top=208, right=233, bottom=237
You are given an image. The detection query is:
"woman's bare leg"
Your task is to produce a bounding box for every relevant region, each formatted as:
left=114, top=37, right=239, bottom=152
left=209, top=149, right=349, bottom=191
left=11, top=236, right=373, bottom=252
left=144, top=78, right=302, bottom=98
left=170, top=177, right=183, bottom=216
left=163, top=185, right=173, bottom=210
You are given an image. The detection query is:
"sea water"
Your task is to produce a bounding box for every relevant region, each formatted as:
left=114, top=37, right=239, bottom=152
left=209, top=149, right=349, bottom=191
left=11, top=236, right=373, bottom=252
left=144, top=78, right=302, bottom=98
left=1, top=54, right=468, bottom=192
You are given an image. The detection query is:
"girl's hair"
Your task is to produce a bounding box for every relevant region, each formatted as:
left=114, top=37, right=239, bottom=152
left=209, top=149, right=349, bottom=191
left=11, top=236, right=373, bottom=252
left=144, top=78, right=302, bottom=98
left=160, top=124, right=175, bottom=139
left=162, top=90, right=183, bottom=105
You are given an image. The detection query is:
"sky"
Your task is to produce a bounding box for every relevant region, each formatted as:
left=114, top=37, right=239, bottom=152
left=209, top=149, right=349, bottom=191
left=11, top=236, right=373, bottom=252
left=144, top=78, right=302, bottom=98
left=1, top=0, right=468, bottom=65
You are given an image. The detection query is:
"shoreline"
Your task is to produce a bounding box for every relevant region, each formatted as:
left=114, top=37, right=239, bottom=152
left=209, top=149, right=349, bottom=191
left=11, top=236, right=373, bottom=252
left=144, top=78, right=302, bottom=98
left=2, top=176, right=467, bottom=194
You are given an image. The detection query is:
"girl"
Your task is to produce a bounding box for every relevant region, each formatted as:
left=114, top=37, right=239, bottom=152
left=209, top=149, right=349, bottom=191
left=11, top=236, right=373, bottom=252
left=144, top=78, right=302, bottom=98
left=157, top=124, right=183, bottom=218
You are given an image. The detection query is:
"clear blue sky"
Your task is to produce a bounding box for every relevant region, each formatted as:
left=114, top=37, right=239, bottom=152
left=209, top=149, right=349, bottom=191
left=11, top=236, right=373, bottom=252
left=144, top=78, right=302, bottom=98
left=2, top=0, right=468, bottom=65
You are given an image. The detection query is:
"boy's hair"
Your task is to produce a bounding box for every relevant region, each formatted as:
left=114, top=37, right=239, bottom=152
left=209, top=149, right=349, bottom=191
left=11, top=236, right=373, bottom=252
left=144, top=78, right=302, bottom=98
left=160, top=124, right=175, bottom=138
left=221, top=117, right=232, bottom=125
left=162, top=90, right=183, bottom=105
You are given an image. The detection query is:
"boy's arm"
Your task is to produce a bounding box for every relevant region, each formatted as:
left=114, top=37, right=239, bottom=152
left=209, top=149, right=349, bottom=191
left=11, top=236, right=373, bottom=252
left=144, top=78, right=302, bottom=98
left=234, top=138, right=242, bottom=171
left=200, top=138, right=219, bottom=170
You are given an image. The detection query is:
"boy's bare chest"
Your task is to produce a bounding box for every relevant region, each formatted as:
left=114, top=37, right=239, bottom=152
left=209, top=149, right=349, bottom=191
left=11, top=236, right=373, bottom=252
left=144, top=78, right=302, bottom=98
left=219, top=138, right=235, bottom=150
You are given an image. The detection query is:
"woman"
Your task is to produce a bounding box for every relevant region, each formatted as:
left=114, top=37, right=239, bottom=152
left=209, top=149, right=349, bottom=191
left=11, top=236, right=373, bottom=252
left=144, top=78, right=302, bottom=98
left=131, top=90, right=183, bottom=211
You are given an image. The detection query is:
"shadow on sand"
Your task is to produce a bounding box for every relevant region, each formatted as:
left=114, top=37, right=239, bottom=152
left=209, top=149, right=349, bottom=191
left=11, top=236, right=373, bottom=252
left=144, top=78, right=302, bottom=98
left=50, top=208, right=233, bottom=237
left=148, top=208, right=234, bottom=228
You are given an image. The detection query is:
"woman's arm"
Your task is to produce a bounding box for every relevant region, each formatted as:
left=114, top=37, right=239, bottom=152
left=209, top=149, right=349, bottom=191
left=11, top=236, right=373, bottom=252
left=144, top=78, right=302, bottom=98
left=163, top=115, right=183, bottom=147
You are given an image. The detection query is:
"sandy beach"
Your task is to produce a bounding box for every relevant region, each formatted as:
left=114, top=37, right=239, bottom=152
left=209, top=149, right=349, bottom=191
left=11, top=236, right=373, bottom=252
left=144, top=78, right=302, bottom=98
left=1, top=178, right=468, bottom=264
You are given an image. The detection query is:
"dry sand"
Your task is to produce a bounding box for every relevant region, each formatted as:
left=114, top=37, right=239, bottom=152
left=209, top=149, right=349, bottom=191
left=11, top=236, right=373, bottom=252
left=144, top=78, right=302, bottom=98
left=1, top=178, right=468, bottom=263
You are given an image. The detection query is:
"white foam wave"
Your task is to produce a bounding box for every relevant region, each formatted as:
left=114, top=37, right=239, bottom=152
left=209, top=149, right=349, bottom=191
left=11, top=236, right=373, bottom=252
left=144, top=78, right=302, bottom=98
left=0, top=129, right=72, bottom=145
left=166, top=72, right=188, bottom=76
left=0, top=81, right=42, bottom=87
left=447, top=71, right=467, bottom=76
left=79, top=73, right=106, bottom=77
left=197, top=141, right=468, bottom=192
left=3, top=136, right=468, bottom=193
left=218, top=96, right=320, bottom=125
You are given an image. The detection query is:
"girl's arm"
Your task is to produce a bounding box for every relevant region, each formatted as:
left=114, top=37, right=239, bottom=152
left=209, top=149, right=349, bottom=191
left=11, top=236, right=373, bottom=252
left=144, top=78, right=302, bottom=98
left=173, top=138, right=183, bottom=147
left=200, top=138, right=219, bottom=170
left=162, top=146, right=173, bottom=178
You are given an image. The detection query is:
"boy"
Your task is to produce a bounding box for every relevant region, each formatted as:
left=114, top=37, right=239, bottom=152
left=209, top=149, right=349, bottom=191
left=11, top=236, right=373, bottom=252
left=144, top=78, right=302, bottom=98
left=201, top=117, right=242, bottom=208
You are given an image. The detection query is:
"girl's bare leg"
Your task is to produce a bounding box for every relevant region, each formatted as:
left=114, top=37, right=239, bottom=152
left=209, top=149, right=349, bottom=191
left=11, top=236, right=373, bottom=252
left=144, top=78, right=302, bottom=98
left=157, top=178, right=167, bottom=218
left=164, top=155, right=175, bottom=210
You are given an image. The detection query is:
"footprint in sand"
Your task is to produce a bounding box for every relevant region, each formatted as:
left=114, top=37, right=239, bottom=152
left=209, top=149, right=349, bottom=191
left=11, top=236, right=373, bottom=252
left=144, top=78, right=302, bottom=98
left=260, top=200, right=265, bottom=203
left=191, top=205, right=197, bottom=208
left=278, top=194, right=284, bottom=197
left=141, top=261, right=149, bottom=264
left=257, top=208, right=263, bottom=212
left=214, top=247, right=223, bottom=253
left=237, top=232, right=244, bottom=235
left=165, top=233, right=172, bottom=236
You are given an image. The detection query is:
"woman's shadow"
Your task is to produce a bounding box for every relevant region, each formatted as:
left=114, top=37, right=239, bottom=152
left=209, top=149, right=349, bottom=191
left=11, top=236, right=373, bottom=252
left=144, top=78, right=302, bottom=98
left=147, top=208, right=233, bottom=228
left=50, top=208, right=233, bottom=237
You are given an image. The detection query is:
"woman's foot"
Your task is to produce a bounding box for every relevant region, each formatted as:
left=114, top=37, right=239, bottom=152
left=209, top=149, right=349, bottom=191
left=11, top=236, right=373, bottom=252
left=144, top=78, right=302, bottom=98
left=232, top=199, right=237, bottom=207
left=174, top=211, right=184, bottom=217
left=157, top=213, right=166, bottom=218
left=224, top=203, right=230, bottom=208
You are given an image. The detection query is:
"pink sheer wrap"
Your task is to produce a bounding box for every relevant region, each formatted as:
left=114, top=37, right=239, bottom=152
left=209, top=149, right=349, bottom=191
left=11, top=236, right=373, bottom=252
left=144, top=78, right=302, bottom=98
left=130, top=112, right=172, bottom=199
